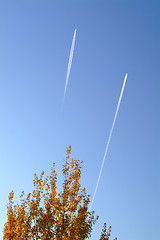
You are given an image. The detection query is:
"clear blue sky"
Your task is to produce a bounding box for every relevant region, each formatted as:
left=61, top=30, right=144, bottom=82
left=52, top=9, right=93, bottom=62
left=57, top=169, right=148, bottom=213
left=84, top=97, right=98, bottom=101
left=0, top=0, right=159, bottom=239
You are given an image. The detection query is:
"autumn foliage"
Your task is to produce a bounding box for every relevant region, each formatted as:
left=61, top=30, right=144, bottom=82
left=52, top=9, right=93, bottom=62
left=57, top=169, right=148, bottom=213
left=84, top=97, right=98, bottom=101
left=3, top=146, right=115, bottom=239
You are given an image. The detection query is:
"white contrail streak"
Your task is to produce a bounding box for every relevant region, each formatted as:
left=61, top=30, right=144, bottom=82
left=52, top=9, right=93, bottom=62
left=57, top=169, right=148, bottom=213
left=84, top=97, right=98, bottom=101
left=89, top=73, right=128, bottom=211
left=63, top=29, right=77, bottom=105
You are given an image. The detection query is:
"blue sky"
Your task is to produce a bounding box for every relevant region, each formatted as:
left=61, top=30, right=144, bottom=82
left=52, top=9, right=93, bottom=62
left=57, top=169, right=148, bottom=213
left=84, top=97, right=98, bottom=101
left=0, top=0, right=159, bottom=239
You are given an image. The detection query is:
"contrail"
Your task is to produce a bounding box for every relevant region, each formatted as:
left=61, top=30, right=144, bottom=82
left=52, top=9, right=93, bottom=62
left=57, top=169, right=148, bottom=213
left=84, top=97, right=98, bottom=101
left=89, top=73, right=128, bottom=211
left=63, top=29, right=77, bottom=105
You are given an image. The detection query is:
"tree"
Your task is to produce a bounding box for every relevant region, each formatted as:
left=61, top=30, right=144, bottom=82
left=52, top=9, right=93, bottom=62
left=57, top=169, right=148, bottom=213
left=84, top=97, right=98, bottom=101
left=3, top=146, right=116, bottom=239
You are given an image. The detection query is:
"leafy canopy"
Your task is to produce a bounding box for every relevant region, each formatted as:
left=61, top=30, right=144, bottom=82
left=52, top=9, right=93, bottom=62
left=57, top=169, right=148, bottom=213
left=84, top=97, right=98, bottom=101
left=3, top=146, right=115, bottom=240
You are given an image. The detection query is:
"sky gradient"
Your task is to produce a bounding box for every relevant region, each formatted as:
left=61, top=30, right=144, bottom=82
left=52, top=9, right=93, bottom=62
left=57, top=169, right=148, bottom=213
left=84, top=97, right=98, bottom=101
left=0, top=0, right=159, bottom=239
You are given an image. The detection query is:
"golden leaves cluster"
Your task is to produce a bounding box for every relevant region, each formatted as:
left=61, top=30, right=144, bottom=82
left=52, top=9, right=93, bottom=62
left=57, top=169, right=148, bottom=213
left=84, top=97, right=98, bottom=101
left=99, top=223, right=112, bottom=240
left=3, top=146, right=113, bottom=240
